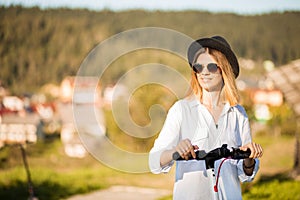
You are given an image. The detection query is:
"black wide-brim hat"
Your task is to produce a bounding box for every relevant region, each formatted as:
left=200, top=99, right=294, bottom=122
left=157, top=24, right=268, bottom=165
left=187, top=36, right=240, bottom=78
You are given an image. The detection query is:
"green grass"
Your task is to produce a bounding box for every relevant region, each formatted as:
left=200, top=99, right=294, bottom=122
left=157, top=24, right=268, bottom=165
left=158, top=175, right=300, bottom=200
left=243, top=173, right=300, bottom=200
left=0, top=138, right=173, bottom=199
left=0, top=140, right=111, bottom=200
left=0, top=167, right=107, bottom=200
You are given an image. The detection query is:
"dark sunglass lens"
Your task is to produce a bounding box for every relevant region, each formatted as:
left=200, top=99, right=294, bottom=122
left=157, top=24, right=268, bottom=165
left=207, top=63, right=219, bottom=73
left=193, top=64, right=203, bottom=73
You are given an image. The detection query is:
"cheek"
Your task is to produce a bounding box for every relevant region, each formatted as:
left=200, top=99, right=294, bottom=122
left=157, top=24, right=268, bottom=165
left=214, top=78, right=224, bottom=89
left=216, top=76, right=224, bottom=85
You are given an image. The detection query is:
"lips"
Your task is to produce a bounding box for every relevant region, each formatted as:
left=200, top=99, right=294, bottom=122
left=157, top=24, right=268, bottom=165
left=201, top=78, right=212, bottom=82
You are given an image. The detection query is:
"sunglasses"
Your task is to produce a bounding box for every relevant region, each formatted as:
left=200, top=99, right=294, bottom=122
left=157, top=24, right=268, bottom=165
left=192, top=63, right=221, bottom=74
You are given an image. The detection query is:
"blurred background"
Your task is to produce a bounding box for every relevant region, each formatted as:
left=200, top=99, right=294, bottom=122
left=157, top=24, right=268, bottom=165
left=1, top=0, right=300, bottom=199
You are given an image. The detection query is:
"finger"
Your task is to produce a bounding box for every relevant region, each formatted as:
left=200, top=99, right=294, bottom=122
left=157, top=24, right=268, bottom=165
left=255, top=144, right=261, bottom=158
left=239, top=146, right=248, bottom=151
left=191, top=148, right=196, bottom=159
left=193, top=145, right=199, bottom=150
left=177, top=139, right=195, bottom=159
left=183, top=138, right=192, bottom=145
left=257, top=145, right=263, bottom=157
left=179, top=141, right=189, bottom=150
left=254, top=143, right=263, bottom=158
left=180, top=148, right=187, bottom=158
left=185, top=144, right=196, bottom=158
left=184, top=148, right=194, bottom=160
left=184, top=139, right=193, bottom=149
left=186, top=146, right=191, bottom=152
left=184, top=143, right=193, bottom=156
left=183, top=152, right=190, bottom=160
left=254, top=143, right=262, bottom=158
left=177, top=142, right=187, bottom=155
left=251, top=144, right=257, bottom=158
left=181, top=146, right=190, bottom=158
left=175, top=146, right=185, bottom=158
left=249, top=145, right=255, bottom=158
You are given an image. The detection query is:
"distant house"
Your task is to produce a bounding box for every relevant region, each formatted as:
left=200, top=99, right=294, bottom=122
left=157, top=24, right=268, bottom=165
left=2, top=96, right=24, bottom=112
left=60, top=76, right=102, bottom=105
left=249, top=89, right=283, bottom=107
left=0, top=89, right=65, bottom=148
left=246, top=89, right=283, bottom=122
left=0, top=110, right=39, bottom=148
left=58, top=76, right=104, bottom=158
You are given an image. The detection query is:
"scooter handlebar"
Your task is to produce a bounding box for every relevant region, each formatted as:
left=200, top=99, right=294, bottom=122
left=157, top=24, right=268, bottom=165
left=172, top=144, right=251, bottom=161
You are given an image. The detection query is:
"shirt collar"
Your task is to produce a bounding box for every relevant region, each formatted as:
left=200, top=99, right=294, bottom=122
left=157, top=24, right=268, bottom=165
left=186, top=96, right=201, bottom=107
left=186, top=96, right=234, bottom=113
left=222, top=102, right=233, bottom=114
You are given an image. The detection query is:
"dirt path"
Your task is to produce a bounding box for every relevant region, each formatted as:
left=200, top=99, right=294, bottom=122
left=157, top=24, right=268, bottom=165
left=66, top=185, right=172, bottom=200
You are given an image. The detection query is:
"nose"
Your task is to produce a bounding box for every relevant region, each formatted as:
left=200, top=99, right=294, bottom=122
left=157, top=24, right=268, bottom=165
left=201, top=66, right=210, bottom=75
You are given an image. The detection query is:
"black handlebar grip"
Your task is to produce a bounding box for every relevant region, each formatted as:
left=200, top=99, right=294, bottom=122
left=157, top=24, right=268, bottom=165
left=173, top=151, right=181, bottom=160
left=173, top=151, right=207, bottom=160
left=232, top=148, right=251, bottom=159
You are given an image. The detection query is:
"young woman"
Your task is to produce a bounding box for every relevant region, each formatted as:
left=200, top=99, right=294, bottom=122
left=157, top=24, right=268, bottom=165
left=149, top=36, right=263, bottom=200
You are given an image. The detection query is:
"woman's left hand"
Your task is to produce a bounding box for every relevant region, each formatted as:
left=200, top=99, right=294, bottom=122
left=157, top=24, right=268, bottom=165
left=240, top=142, right=263, bottom=159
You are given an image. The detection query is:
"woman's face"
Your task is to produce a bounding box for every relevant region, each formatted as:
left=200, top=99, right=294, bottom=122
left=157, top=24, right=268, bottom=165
left=195, top=52, right=223, bottom=92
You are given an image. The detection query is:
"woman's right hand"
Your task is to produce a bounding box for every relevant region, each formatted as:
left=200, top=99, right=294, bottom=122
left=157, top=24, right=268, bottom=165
left=175, top=139, right=199, bottom=160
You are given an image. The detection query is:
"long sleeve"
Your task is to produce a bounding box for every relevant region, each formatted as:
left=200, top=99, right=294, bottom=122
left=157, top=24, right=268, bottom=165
left=235, top=105, right=260, bottom=182
left=148, top=101, right=182, bottom=174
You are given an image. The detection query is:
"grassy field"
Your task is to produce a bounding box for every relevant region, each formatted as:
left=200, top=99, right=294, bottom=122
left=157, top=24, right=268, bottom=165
left=0, top=135, right=299, bottom=200
left=0, top=137, right=174, bottom=200
left=242, top=136, right=300, bottom=200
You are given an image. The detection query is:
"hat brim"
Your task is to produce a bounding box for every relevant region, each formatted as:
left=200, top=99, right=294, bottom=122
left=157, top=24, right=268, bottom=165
left=187, top=37, right=239, bottom=78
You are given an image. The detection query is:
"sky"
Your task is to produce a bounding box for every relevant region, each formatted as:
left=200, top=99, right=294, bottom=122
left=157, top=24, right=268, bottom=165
left=1, top=0, right=300, bottom=15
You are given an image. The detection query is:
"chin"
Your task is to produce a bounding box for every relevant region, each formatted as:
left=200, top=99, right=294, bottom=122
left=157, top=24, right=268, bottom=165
left=202, top=86, right=222, bottom=92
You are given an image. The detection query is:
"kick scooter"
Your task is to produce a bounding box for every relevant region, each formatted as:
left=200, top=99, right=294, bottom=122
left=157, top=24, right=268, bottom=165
left=173, top=144, right=251, bottom=200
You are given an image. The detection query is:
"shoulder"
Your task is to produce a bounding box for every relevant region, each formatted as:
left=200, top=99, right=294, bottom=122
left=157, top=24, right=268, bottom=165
left=171, top=98, right=197, bottom=109
left=232, top=104, right=248, bottom=118
left=167, top=98, right=196, bottom=114
left=168, top=99, right=183, bottom=113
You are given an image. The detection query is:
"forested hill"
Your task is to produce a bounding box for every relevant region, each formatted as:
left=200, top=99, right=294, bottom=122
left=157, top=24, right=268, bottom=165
left=1, top=6, right=300, bottom=93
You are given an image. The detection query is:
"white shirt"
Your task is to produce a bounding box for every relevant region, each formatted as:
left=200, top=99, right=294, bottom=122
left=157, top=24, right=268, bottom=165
left=149, top=98, right=259, bottom=200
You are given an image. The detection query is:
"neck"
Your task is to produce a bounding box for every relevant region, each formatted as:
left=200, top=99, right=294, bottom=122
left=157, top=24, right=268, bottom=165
left=201, top=90, right=223, bottom=108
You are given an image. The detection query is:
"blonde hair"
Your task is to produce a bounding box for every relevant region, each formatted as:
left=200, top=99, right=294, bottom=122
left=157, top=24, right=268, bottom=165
left=187, top=48, right=240, bottom=106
